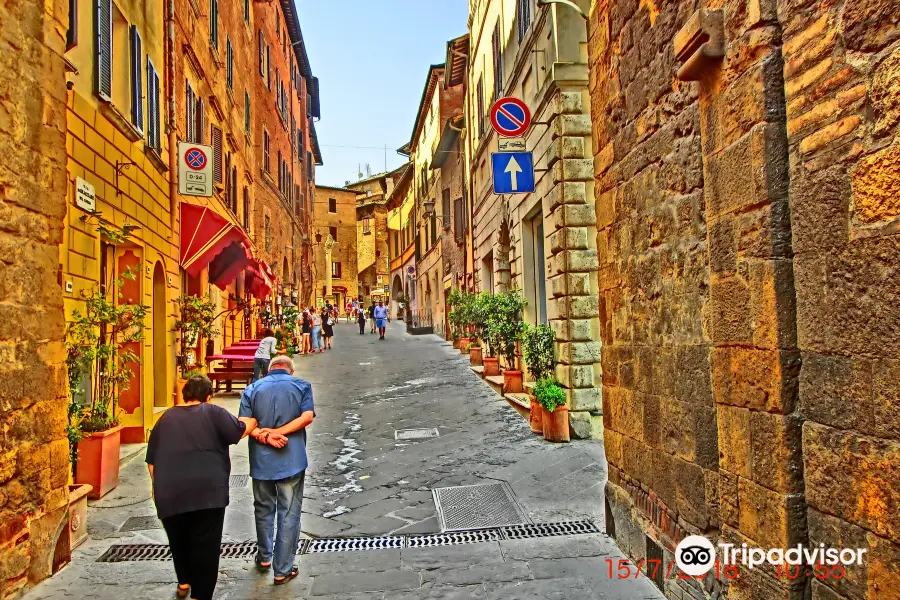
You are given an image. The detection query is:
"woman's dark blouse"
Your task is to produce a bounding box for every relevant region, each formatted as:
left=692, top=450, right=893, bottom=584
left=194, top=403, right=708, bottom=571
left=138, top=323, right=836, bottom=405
left=145, top=403, right=245, bottom=520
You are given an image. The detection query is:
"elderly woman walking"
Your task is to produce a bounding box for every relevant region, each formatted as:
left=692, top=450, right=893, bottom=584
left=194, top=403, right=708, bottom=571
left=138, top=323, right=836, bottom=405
left=145, top=375, right=275, bottom=600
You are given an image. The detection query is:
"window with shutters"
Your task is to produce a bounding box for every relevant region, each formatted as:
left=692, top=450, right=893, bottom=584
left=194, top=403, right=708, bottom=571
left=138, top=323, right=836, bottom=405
left=244, top=0, right=249, bottom=23
left=146, top=59, right=161, bottom=150
left=95, top=0, right=113, bottom=99
left=209, top=0, right=218, bottom=48
left=67, top=0, right=78, bottom=49
left=258, top=30, right=264, bottom=76
left=454, top=197, right=464, bottom=242
left=275, top=69, right=280, bottom=104
left=211, top=124, right=223, bottom=183
left=329, top=226, right=337, bottom=241
left=277, top=151, right=283, bottom=193
left=332, top=262, right=342, bottom=278
left=242, top=187, right=250, bottom=230
left=185, top=82, right=195, bottom=141
left=226, top=38, right=233, bottom=89
left=263, top=129, right=270, bottom=173
left=266, top=46, right=271, bottom=89
left=492, top=23, right=503, bottom=101
left=328, top=198, right=336, bottom=213
left=110, top=6, right=129, bottom=110
left=130, top=25, right=143, bottom=134
left=363, top=218, right=371, bottom=234
left=230, top=166, right=237, bottom=212
left=244, top=91, right=250, bottom=134
left=442, top=189, right=451, bottom=230
left=264, top=215, right=271, bottom=252
left=517, top=0, right=532, bottom=43
left=307, top=151, right=312, bottom=179
left=294, top=188, right=302, bottom=216
left=224, top=152, right=232, bottom=209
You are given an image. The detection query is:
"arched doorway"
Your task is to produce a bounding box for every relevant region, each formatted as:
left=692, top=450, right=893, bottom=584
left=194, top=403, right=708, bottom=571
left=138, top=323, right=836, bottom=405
left=392, top=274, right=403, bottom=319
left=152, top=262, right=168, bottom=408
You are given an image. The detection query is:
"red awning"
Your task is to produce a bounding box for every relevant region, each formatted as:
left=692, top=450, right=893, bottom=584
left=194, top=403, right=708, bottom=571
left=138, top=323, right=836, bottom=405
left=180, top=203, right=248, bottom=277
left=209, top=240, right=252, bottom=291
left=246, top=259, right=274, bottom=300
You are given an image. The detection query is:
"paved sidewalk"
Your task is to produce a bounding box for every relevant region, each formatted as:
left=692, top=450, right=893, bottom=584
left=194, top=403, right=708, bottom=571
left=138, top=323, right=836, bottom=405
left=24, top=322, right=664, bottom=599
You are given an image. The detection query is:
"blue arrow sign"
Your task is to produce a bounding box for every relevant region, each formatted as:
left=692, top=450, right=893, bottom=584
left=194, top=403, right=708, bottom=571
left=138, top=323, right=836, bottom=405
left=492, top=152, right=535, bottom=194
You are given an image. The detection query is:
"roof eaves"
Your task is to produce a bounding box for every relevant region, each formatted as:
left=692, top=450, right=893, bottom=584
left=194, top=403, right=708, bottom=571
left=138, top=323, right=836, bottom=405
left=407, top=64, right=445, bottom=153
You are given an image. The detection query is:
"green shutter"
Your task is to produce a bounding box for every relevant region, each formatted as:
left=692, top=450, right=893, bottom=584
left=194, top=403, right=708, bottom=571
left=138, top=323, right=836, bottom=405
left=95, top=0, right=112, bottom=98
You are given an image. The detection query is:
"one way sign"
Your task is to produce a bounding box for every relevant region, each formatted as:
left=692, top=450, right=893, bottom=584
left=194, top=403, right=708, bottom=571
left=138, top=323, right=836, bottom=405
left=491, top=152, right=535, bottom=194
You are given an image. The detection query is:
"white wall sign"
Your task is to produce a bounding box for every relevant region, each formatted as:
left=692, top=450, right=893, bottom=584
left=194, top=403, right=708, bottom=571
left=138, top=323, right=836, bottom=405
left=177, top=142, right=214, bottom=197
left=498, top=137, right=526, bottom=152
left=75, top=177, right=96, bottom=211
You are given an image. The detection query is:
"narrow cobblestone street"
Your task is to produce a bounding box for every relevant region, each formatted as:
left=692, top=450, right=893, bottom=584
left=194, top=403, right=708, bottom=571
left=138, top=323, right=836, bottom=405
left=23, top=323, right=663, bottom=599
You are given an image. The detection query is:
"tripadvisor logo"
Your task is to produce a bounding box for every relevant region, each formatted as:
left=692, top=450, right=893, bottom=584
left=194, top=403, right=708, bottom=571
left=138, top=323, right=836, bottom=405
left=675, top=535, right=867, bottom=576
left=675, top=536, right=716, bottom=576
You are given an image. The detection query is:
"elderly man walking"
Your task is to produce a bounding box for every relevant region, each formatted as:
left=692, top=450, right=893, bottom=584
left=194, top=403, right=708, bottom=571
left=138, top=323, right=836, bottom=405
left=239, top=355, right=315, bottom=585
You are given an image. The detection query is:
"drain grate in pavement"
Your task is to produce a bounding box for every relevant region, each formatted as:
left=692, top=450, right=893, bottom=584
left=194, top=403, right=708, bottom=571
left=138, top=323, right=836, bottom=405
left=229, top=474, right=250, bottom=488
left=433, top=482, right=529, bottom=531
left=306, top=536, right=404, bottom=553
left=97, top=542, right=258, bottom=563
left=119, top=516, right=162, bottom=532
left=407, top=529, right=503, bottom=548
left=394, top=428, right=440, bottom=440
left=96, top=521, right=601, bottom=561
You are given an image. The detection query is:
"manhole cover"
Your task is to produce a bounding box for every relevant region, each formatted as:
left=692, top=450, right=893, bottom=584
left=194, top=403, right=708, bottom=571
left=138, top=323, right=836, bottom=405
left=432, top=482, right=529, bottom=532
left=229, top=475, right=250, bottom=488
left=395, top=428, right=440, bottom=440
left=119, top=516, right=162, bottom=532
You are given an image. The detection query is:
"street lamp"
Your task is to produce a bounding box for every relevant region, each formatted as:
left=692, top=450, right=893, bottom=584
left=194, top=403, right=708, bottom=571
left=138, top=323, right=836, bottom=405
left=422, top=199, right=449, bottom=226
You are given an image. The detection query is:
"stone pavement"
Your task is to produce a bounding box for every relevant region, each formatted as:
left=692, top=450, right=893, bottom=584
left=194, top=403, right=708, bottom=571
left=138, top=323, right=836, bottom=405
left=23, top=322, right=664, bottom=599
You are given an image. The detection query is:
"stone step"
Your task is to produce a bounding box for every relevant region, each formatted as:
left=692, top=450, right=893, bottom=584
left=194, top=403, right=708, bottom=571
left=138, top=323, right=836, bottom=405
left=504, top=393, right=532, bottom=421
left=485, top=375, right=505, bottom=395
left=470, top=365, right=485, bottom=378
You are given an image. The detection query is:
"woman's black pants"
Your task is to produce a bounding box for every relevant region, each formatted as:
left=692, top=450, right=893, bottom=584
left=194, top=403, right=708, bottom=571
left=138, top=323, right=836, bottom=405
left=162, top=507, right=226, bottom=600
left=359, top=319, right=365, bottom=334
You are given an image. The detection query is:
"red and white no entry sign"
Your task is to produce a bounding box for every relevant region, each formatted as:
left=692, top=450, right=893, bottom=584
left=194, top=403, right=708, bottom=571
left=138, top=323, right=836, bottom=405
left=184, top=147, right=208, bottom=170
left=490, top=97, right=531, bottom=137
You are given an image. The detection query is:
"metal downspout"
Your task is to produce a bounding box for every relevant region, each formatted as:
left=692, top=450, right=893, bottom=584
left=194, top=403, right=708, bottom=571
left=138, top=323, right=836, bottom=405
left=165, top=0, right=178, bottom=232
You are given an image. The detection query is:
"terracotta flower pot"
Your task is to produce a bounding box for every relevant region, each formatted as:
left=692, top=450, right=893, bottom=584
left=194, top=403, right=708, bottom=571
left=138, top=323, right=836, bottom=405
left=458, top=338, right=471, bottom=354
left=503, top=369, right=524, bottom=393
left=68, top=484, right=93, bottom=550
left=542, top=405, right=570, bottom=443
left=175, top=378, right=187, bottom=405
left=528, top=395, right=543, bottom=434
left=483, top=357, right=500, bottom=376
left=75, top=426, right=123, bottom=499
left=452, top=339, right=461, bottom=349
left=469, top=346, right=483, bottom=366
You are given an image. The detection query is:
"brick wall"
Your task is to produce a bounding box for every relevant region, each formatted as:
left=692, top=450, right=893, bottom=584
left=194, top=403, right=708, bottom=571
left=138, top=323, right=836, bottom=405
left=0, top=0, right=70, bottom=595
left=590, top=0, right=900, bottom=598
left=780, top=1, right=900, bottom=597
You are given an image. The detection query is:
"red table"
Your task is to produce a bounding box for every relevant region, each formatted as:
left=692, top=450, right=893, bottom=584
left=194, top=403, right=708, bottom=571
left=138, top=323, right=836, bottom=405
left=207, top=354, right=255, bottom=393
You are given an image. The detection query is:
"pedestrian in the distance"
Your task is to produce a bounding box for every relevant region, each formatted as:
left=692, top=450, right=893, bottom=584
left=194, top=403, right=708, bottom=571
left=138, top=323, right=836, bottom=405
left=374, top=300, right=389, bottom=340
left=252, top=328, right=277, bottom=382
left=321, top=307, right=334, bottom=350
left=310, top=310, right=323, bottom=353
left=368, top=302, right=376, bottom=334
left=346, top=300, right=353, bottom=323
left=146, top=375, right=261, bottom=600
left=357, top=305, right=366, bottom=335
left=300, top=308, right=312, bottom=355
left=239, top=356, right=315, bottom=586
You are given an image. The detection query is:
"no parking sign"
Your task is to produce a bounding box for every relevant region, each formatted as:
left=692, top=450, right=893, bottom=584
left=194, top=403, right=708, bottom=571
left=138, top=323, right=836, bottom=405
left=178, top=142, right=213, bottom=197
left=490, top=97, right=531, bottom=137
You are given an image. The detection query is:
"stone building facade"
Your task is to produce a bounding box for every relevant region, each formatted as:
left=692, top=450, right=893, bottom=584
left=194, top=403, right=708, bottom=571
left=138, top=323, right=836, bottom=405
left=387, top=165, right=416, bottom=320
left=313, top=185, right=360, bottom=311
left=466, top=0, right=603, bottom=438
left=0, top=0, right=70, bottom=596
left=588, top=0, right=900, bottom=598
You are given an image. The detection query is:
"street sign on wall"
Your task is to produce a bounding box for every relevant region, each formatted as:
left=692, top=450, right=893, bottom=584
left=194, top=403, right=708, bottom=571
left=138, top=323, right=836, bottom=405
left=492, top=152, right=535, bottom=194
left=177, top=142, right=213, bottom=197
left=75, top=177, right=96, bottom=211
left=490, top=97, right=531, bottom=137
left=498, top=137, right=526, bottom=152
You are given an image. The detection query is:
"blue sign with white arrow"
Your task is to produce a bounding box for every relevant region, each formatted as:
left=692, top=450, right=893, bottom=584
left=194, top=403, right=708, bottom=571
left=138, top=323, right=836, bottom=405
left=492, top=152, right=535, bottom=194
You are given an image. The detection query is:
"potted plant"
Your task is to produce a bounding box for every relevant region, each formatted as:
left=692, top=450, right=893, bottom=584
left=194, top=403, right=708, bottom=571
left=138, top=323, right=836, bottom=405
left=65, top=343, right=93, bottom=545
left=472, top=293, right=500, bottom=376
left=173, top=294, right=219, bottom=401
left=534, top=378, right=570, bottom=443
left=521, top=324, right=556, bottom=433
left=66, top=266, right=148, bottom=498
left=467, top=340, right=483, bottom=366
left=486, top=291, right=526, bottom=392
left=447, top=289, right=472, bottom=350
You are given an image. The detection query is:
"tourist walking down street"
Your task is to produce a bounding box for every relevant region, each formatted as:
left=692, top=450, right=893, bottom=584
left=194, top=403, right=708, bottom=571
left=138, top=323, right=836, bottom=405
left=252, top=329, right=277, bottom=382
left=374, top=300, right=389, bottom=340
left=311, top=310, right=323, bottom=353
left=357, top=304, right=366, bottom=335
left=300, top=308, right=312, bottom=355
left=368, top=302, right=376, bottom=334
left=239, top=356, right=315, bottom=586
left=321, top=308, right=334, bottom=350
left=145, top=376, right=259, bottom=600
